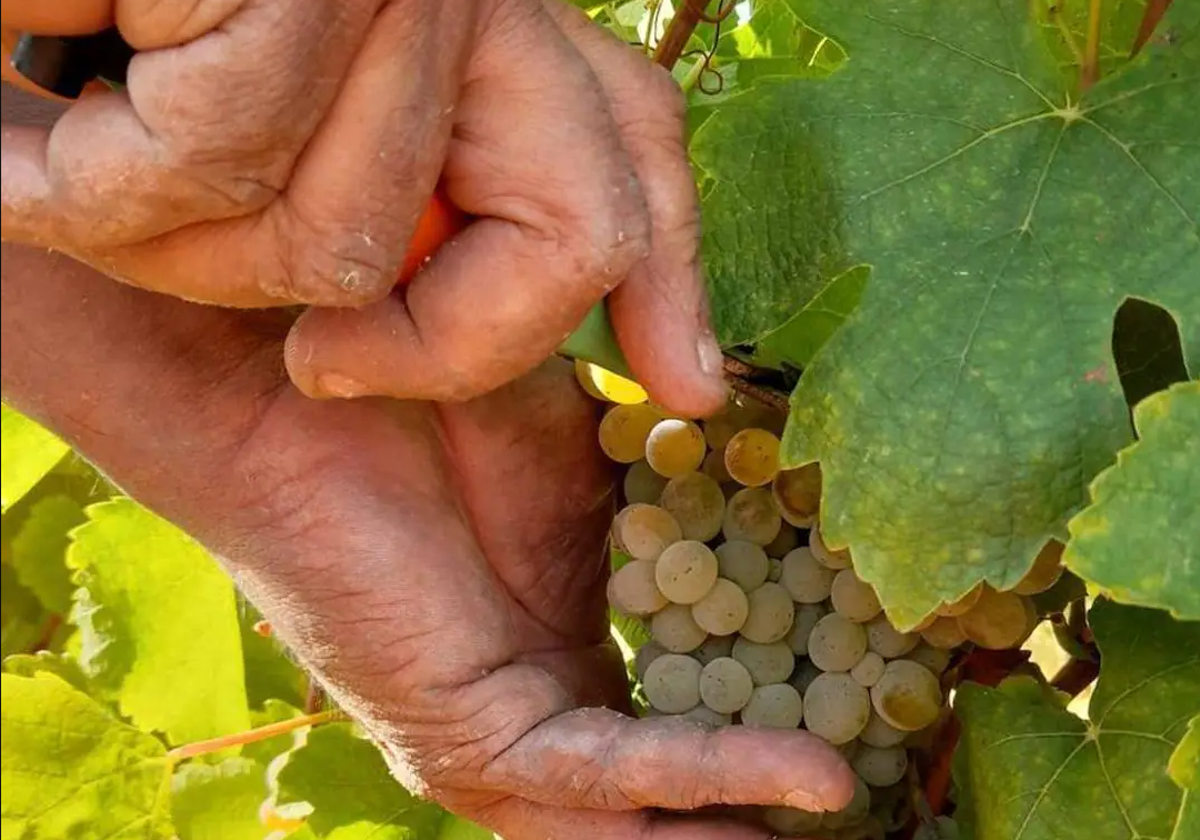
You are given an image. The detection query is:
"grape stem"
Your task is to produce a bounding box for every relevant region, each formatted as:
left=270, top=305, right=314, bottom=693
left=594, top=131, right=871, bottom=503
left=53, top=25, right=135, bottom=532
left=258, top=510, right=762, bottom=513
left=1052, top=657, right=1100, bottom=697
left=166, top=709, right=346, bottom=761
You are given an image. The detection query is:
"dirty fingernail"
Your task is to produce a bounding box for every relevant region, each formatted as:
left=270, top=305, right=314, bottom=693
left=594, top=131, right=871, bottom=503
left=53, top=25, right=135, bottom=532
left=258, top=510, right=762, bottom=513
left=315, top=373, right=368, bottom=399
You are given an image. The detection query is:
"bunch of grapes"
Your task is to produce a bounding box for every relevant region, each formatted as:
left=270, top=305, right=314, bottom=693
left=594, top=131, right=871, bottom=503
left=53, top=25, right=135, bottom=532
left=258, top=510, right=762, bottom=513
left=580, top=362, right=1066, bottom=839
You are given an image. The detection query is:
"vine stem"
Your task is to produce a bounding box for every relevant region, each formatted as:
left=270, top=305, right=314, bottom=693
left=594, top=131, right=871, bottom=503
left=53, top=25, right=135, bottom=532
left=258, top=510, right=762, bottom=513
left=1131, top=0, right=1174, bottom=56
left=166, top=709, right=346, bottom=761
left=653, top=0, right=710, bottom=70
left=1081, top=0, right=1103, bottom=91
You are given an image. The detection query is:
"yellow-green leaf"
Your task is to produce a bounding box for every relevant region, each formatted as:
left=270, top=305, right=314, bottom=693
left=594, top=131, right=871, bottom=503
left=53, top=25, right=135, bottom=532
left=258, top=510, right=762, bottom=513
left=1, top=405, right=68, bottom=513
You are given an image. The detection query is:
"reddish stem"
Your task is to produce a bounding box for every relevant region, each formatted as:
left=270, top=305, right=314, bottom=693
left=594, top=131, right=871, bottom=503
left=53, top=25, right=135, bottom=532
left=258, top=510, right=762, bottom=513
left=1052, top=657, right=1100, bottom=697
left=31, top=614, right=63, bottom=653
left=1132, top=0, right=1174, bottom=56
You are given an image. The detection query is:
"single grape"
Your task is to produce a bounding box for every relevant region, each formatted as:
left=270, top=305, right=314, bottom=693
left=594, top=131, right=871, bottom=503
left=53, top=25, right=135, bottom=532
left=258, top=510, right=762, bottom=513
left=920, top=616, right=968, bottom=650
left=957, top=586, right=1036, bottom=649
left=584, top=363, right=649, bottom=405
left=809, top=524, right=853, bottom=570
left=1013, top=540, right=1066, bottom=595
left=691, top=634, right=736, bottom=665
left=786, top=602, right=827, bottom=657
left=691, top=578, right=750, bottom=636
left=790, top=658, right=822, bottom=695
left=659, top=472, right=725, bottom=542
left=858, top=711, right=908, bottom=749
left=767, top=557, right=783, bottom=582
left=679, top=705, right=733, bottom=727
left=870, top=659, right=943, bottom=732
left=724, top=428, right=781, bottom=487
left=934, top=582, right=983, bottom=617
left=701, top=400, right=760, bottom=450
left=904, top=643, right=952, bottom=676
left=838, top=738, right=862, bottom=763
left=622, top=460, right=668, bottom=506
left=607, top=559, right=668, bottom=617
left=612, top=503, right=682, bottom=562
left=803, top=672, right=871, bottom=744
left=808, top=613, right=869, bottom=673
left=721, top=487, right=782, bottom=545
left=852, top=745, right=909, bottom=788
left=731, top=637, right=796, bottom=685
left=865, top=615, right=920, bottom=659
left=651, top=604, right=709, bottom=653
left=780, top=547, right=836, bottom=604
left=771, top=462, right=822, bottom=527
left=764, top=522, right=801, bottom=558
left=701, top=448, right=733, bottom=484
left=656, top=540, right=719, bottom=605
left=764, top=807, right=822, bottom=836
left=645, top=418, right=706, bottom=478
left=740, top=582, right=796, bottom=644
left=831, top=569, right=883, bottom=623
left=699, top=657, right=755, bottom=714
left=742, top=683, right=803, bottom=729
left=598, top=403, right=665, bottom=464
left=643, top=654, right=703, bottom=713
left=850, top=651, right=886, bottom=687
left=715, top=540, right=770, bottom=591
left=635, top=641, right=668, bottom=682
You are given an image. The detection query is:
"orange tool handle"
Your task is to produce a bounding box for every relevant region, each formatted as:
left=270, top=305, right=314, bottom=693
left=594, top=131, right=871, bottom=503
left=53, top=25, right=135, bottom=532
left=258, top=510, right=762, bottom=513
left=397, top=190, right=469, bottom=286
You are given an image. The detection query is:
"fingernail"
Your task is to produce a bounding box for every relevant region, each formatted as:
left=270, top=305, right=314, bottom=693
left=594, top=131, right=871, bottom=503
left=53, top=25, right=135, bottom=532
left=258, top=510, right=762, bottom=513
left=315, top=373, right=368, bottom=399
left=697, top=329, right=724, bottom=378
left=783, top=791, right=824, bottom=812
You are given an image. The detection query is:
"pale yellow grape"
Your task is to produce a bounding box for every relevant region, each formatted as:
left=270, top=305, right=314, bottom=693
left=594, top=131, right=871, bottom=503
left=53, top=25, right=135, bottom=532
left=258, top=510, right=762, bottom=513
left=659, top=472, right=725, bottom=541
left=742, top=684, right=803, bottom=729
left=656, top=541, right=719, bottom=604
left=870, top=659, right=942, bottom=732
left=920, top=616, right=968, bottom=650
left=740, top=582, right=795, bottom=644
left=651, top=604, right=708, bottom=653
left=831, top=569, right=883, bottom=623
left=810, top=524, right=853, bottom=570
left=780, top=547, right=836, bottom=603
left=803, top=672, right=871, bottom=744
left=732, top=637, right=795, bottom=685
left=573, top=358, right=608, bottom=402
left=787, top=602, right=828, bottom=655
left=1013, top=540, right=1066, bottom=595
left=645, top=418, right=706, bottom=478
left=599, top=404, right=664, bottom=463
left=622, top=460, right=668, bottom=506
left=588, top=363, right=649, bottom=404
left=957, top=587, right=1035, bottom=650
left=701, top=449, right=732, bottom=484
left=723, top=428, right=781, bottom=487
left=771, top=462, right=822, bottom=527
left=768, top=557, right=783, bottom=582
left=680, top=705, right=733, bottom=726
left=721, top=487, right=782, bottom=545
left=692, top=634, right=735, bottom=665
left=715, top=541, right=770, bottom=591
left=635, top=641, right=668, bottom=681
left=691, top=579, right=749, bottom=636
left=850, top=651, right=886, bottom=687
left=852, top=745, right=908, bottom=788
left=934, top=582, right=983, bottom=618
left=838, top=738, right=862, bottom=763
left=790, top=659, right=822, bottom=695
left=865, top=615, right=919, bottom=659
left=643, top=654, right=703, bottom=713
left=608, top=559, right=668, bottom=617
left=764, top=522, right=800, bottom=558
left=699, top=657, right=755, bottom=714
left=612, top=504, right=682, bottom=562
left=858, top=712, right=908, bottom=749
left=764, top=807, right=822, bottom=836
left=905, top=643, right=952, bottom=675
left=701, top=401, right=757, bottom=450
left=903, top=709, right=949, bottom=751
left=808, top=613, right=869, bottom=673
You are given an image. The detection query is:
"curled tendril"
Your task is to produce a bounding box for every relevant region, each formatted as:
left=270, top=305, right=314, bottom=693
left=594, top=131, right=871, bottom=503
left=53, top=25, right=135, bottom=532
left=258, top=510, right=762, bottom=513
left=691, top=0, right=739, bottom=25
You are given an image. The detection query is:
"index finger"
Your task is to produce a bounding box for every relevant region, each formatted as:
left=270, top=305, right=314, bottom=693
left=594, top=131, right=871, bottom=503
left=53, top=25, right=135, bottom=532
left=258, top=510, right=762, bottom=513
left=1, top=1, right=113, bottom=35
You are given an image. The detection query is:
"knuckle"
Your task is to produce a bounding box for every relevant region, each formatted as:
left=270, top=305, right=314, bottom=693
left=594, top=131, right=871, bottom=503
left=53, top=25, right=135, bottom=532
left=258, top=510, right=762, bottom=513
left=265, top=207, right=399, bottom=305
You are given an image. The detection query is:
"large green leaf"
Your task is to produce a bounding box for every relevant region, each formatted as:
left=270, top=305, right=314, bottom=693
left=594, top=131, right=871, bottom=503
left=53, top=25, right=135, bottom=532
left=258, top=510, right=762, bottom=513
left=954, top=600, right=1200, bottom=840
left=0, top=672, right=173, bottom=839
left=171, top=758, right=269, bottom=840
left=68, top=498, right=251, bottom=745
left=1064, top=381, right=1199, bottom=619
left=751, top=265, right=869, bottom=371
left=7, top=494, right=86, bottom=614
left=239, top=602, right=308, bottom=710
left=0, top=406, right=68, bottom=513
left=1, top=562, right=49, bottom=658
left=3, top=650, right=92, bottom=693
left=778, top=0, right=1199, bottom=627
left=1169, top=716, right=1200, bottom=840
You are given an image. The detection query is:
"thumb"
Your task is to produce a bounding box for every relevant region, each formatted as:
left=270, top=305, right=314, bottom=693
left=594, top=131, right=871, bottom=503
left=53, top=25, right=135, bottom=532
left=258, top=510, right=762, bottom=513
left=1, top=1, right=113, bottom=34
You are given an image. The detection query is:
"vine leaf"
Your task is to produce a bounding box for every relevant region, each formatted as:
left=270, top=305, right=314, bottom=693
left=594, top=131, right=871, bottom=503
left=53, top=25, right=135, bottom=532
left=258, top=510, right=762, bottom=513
left=171, top=758, right=269, bottom=840
left=68, top=498, right=251, bottom=745
left=1172, top=716, right=1200, bottom=791
left=954, top=600, right=1200, bottom=840
left=1064, top=381, right=1200, bottom=619
left=8, top=494, right=86, bottom=614
left=3, top=650, right=92, bottom=694
left=0, top=672, right=173, bottom=839
left=0, top=405, right=68, bottom=513
left=0, top=563, right=47, bottom=658
left=751, top=265, right=869, bottom=370
left=239, top=603, right=308, bottom=711
left=778, top=0, right=1199, bottom=628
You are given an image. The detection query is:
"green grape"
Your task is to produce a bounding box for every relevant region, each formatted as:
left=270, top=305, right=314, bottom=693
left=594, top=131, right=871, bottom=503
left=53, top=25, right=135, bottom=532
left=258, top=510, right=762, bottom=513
left=809, top=524, right=853, bottom=570
left=699, top=656, right=755, bottom=714
left=780, top=547, right=836, bottom=604
left=643, top=653, right=703, bottom=713
left=865, top=615, right=919, bottom=659
left=870, top=659, right=943, bottom=732
left=824, top=777, right=871, bottom=829
left=764, top=807, right=822, bottom=836
left=651, top=604, right=709, bottom=653
left=599, top=403, right=665, bottom=463
left=934, top=582, right=983, bottom=617
left=957, top=587, right=1036, bottom=650
left=741, top=683, right=803, bottom=729
left=607, top=559, right=667, bottom=617
left=831, top=569, right=883, bottom=623
left=763, top=522, right=800, bottom=558
left=787, top=602, right=828, bottom=656
left=622, top=460, right=668, bottom=506
left=659, top=472, right=725, bottom=542
left=679, top=704, right=733, bottom=726
left=904, top=643, right=952, bottom=676
left=808, top=613, right=869, bottom=673
left=612, top=503, right=682, bottom=562
left=645, top=418, right=706, bottom=478
left=691, top=634, right=735, bottom=665
left=770, top=462, right=822, bottom=527
left=1013, top=540, right=1066, bottom=595
left=768, top=556, right=783, bottom=582
left=723, top=428, right=781, bottom=487
left=838, top=738, right=862, bottom=763
left=691, top=578, right=749, bottom=636
left=802, top=672, right=871, bottom=744
left=852, top=744, right=908, bottom=787
left=850, top=651, right=886, bottom=688
left=715, top=540, right=770, bottom=591
left=920, top=616, right=968, bottom=650
left=731, top=637, right=796, bottom=685
left=721, top=487, right=782, bottom=545
left=701, top=448, right=732, bottom=484
left=655, top=540, right=719, bottom=604
left=740, top=582, right=795, bottom=644
left=858, top=711, right=908, bottom=748
left=790, top=658, right=822, bottom=695
left=635, top=641, right=668, bottom=682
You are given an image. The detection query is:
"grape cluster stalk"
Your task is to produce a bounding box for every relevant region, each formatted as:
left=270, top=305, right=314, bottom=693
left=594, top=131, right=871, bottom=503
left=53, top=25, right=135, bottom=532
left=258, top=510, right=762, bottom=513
left=578, top=361, right=1067, bottom=839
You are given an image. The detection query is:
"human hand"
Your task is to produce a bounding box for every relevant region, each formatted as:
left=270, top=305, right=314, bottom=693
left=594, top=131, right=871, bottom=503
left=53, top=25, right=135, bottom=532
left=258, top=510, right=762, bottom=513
left=1, top=242, right=856, bottom=840
left=0, top=0, right=726, bottom=416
